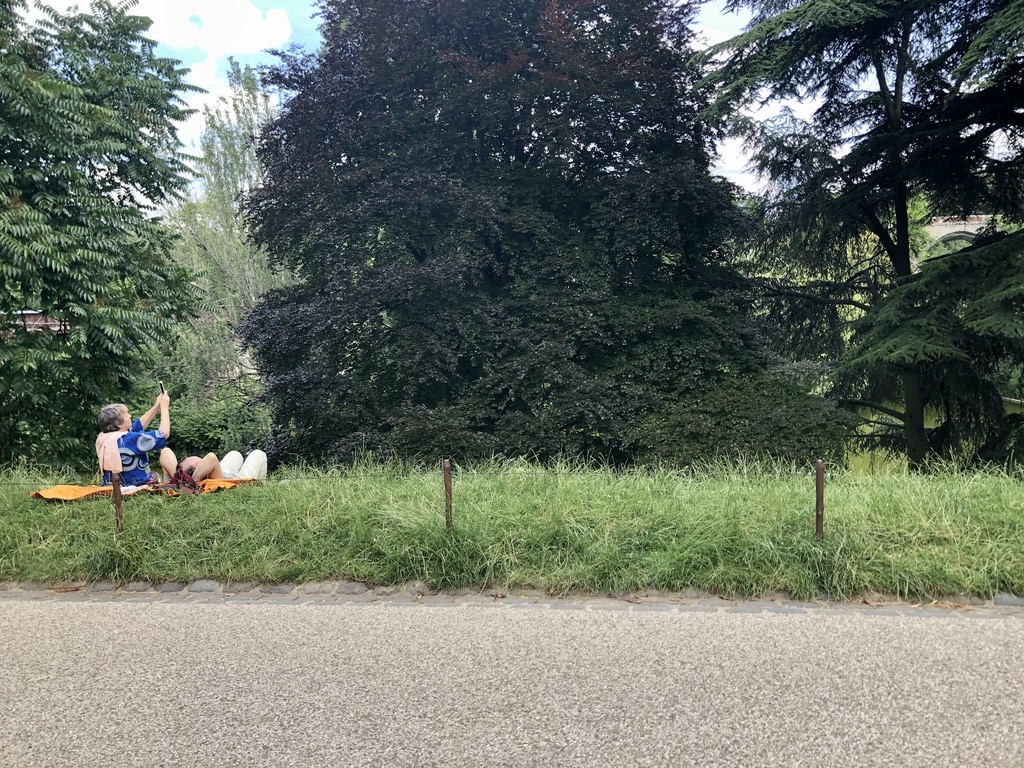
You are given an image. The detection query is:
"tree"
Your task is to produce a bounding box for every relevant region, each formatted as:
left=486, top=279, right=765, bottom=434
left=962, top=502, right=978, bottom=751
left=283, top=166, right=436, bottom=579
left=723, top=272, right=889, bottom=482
left=240, top=0, right=852, bottom=466
left=701, top=0, right=1024, bottom=466
left=154, top=60, right=284, bottom=456
left=174, top=59, right=283, bottom=323
left=0, top=0, right=199, bottom=465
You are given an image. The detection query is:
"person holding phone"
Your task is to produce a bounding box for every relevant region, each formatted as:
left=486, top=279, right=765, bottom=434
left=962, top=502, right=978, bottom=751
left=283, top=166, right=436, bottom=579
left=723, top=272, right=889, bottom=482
left=95, top=390, right=175, bottom=486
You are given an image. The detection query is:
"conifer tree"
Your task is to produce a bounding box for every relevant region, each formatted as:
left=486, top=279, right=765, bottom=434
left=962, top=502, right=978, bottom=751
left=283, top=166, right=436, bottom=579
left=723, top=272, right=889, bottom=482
left=701, top=0, right=1024, bottom=465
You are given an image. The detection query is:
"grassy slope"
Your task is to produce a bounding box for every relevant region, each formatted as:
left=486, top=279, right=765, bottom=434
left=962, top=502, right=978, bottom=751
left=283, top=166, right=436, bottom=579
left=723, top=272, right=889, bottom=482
left=1, top=462, right=1022, bottom=599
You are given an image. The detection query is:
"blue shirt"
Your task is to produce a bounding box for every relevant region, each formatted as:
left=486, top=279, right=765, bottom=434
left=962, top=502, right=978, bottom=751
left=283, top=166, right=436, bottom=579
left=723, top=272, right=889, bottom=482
left=101, top=419, right=167, bottom=486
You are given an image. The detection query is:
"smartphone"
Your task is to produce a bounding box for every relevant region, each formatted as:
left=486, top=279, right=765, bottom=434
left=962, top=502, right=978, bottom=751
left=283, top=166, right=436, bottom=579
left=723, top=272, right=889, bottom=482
left=159, top=381, right=165, bottom=394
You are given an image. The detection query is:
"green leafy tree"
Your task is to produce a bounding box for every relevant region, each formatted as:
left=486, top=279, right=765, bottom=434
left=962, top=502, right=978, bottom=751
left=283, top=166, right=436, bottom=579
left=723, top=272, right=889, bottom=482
left=154, top=60, right=284, bottom=456
left=701, top=0, right=1024, bottom=466
left=174, top=59, right=282, bottom=323
left=0, top=0, right=199, bottom=465
left=240, top=0, right=852, bottom=465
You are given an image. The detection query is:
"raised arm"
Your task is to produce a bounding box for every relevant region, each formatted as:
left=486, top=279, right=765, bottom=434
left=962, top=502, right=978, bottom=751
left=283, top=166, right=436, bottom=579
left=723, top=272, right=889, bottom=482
left=157, top=391, right=170, bottom=437
left=139, top=391, right=171, bottom=434
left=138, top=397, right=160, bottom=429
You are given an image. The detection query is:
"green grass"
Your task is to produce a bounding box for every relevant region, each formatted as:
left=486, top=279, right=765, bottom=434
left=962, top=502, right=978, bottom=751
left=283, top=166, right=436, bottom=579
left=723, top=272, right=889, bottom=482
left=1, top=459, right=1022, bottom=600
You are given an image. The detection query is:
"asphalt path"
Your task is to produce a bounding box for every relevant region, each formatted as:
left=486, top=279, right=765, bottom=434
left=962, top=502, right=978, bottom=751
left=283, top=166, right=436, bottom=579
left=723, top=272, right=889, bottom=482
left=1, top=595, right=1022, bottom=767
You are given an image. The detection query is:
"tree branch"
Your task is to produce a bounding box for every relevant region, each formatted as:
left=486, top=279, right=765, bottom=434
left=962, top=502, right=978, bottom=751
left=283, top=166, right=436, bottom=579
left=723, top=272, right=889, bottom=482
left=871, top=47, right=896, bottom=127
left=765, top=287, right=872, bottom=312
left=843, top=399, right=907, bottom=422
left=859, top=203, right=900, bottom=263
left=860, top=418, right=903, bottom=429
left=893, top=20, right=912, bottom=125
left=404, top=241, right=428, bottom=263
left=760, top=276, right=873, bottom=312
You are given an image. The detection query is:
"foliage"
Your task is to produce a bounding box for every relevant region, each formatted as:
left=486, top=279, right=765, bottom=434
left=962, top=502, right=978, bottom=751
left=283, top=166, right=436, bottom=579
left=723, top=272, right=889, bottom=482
left=240, top=0, right=849, bottom=466
left=155, top=59, right=285, bottom=453
left=700, top=0, right=1024, bottom=466
left=0, top=0, right=199, bottom=466
left=171, top=59, right=284, bottom=325
left=167, top=396, right=271, bottom=458
left=624, top=370, right=856, bottom=465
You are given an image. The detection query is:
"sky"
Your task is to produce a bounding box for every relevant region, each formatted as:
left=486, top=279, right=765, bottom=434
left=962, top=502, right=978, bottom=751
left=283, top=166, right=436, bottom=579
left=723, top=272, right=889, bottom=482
left=31, top=0, right=755, bottom=185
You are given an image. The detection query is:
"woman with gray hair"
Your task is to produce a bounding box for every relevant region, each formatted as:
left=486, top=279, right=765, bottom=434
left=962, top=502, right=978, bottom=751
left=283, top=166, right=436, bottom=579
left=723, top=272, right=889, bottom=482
left=95, top=392, right=176, bottom=486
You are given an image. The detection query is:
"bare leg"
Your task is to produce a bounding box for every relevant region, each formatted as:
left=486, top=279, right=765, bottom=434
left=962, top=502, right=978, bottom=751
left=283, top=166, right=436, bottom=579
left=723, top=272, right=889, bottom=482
left=191, top=452, right=223, bottom=482
left=159, top=448, right=177, bottom=483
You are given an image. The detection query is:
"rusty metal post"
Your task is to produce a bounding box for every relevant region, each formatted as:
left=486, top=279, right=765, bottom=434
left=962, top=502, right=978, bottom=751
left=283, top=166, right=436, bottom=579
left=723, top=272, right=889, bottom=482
left=443, top=459, right=453, bottom=534
left=814, top=459, right=824, bottom=540
left=112, top=472, right=123, bottom=535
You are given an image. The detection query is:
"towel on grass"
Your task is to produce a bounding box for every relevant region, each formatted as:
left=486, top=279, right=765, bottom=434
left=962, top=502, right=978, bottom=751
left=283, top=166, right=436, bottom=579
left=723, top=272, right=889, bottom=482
left=31, top=478, right=256, bottom=501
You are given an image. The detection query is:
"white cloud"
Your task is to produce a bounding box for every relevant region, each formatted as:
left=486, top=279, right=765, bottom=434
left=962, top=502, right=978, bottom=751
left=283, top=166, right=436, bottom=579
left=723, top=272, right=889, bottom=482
left=695, top=2, right=825, bottom=193
left=714, top=136, right=763, bottom=193
left=143, top=1, right=292, bottom=152
left=28, top=1, right=293, bottom=152
left=695, top=0, right=751, bottom=49
left=140, top=0, right=290, bottom=56
left=693, top=1, right=761, bottom=190
left=33, top=1, right=290, bottom=67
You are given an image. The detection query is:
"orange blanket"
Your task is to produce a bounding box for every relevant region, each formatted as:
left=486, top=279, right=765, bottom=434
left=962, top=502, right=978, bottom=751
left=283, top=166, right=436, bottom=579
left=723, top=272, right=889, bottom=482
left=31, top=478, right=256, bottom=501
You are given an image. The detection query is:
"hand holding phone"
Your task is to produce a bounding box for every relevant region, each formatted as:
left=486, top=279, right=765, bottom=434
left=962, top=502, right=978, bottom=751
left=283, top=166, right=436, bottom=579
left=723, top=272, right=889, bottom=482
left=156, top=382, right=170, bottom=409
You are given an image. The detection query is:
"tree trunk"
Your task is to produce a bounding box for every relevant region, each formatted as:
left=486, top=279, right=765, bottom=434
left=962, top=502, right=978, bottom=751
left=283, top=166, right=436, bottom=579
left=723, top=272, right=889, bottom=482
left=891, top=182, right=927, bottom=469
left=902, top=366, right=927, bottom=469
left=877, top=29, right=928, bottom=470
left=892, top=186, right=911, bottom=278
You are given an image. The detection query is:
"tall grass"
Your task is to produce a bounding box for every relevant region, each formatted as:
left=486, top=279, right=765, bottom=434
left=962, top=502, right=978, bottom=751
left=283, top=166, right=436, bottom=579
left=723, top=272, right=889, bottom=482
left=1, top=459, right=1021, bottom=599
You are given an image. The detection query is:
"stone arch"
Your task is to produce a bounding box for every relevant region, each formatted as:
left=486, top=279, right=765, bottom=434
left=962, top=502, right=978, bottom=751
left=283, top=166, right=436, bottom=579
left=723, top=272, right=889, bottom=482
left=925, top=215, right=988, bottom=243
left=936, top=230, right=977, bottom=246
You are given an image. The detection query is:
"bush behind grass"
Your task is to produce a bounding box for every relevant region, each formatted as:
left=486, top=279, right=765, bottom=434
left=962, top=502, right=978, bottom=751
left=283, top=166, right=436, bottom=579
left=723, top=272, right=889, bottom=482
left=1, top=459, right=1022, bottom=600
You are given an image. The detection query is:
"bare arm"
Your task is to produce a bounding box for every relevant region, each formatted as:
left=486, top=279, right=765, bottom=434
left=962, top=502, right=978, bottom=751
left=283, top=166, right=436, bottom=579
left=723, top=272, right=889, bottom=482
left=138, top=400, right=160, bottom=429
left=156, top=391, right=170, bottom=437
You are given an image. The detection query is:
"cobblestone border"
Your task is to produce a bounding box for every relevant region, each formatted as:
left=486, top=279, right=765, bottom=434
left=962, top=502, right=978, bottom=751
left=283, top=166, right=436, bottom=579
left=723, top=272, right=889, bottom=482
left=1, top=580, right=1023, bottom=617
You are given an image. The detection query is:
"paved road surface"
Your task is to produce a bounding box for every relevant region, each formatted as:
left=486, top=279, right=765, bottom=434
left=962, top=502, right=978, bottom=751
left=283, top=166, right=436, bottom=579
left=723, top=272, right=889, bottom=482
left=1, top=593, right=1022, bottom=767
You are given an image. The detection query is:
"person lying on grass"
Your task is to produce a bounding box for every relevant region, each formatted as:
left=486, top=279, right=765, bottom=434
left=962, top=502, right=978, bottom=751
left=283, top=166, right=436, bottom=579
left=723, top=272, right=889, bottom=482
left=95, top=392, right=175, bottom=486
left=174, top=449, right=268, bottom=482
left=96, top=394, right=267, bottom=487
